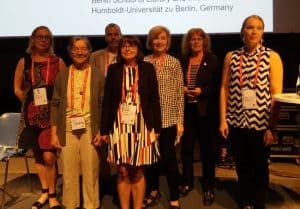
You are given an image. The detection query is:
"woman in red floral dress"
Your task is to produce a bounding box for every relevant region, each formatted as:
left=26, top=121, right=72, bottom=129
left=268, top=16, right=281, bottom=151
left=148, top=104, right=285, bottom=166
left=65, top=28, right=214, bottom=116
left=14, top=26, right=65, bottom=209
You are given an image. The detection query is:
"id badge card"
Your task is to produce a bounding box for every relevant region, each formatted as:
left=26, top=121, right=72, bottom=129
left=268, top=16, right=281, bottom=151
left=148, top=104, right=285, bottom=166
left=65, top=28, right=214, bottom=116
left=120, top=103, right=137, bottom=125
left=242, top=88, right=257, bottom=109
left=33, top=87, right=48, bottom=106
left=71, top=116, right=86, bottom=130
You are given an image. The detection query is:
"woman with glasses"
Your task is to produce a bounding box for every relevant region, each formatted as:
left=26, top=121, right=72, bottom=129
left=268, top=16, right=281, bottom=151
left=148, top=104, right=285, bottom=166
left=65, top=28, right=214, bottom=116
left=14, top=26, right=65, bottom=209
left=50, top=37, right=105, bottom=209
left=100, top=36, right=161, bottom=209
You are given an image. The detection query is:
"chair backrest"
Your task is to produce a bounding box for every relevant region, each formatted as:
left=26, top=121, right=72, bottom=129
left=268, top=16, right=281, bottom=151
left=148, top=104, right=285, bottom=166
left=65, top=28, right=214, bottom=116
left=0, top=112, right=21, bottom=147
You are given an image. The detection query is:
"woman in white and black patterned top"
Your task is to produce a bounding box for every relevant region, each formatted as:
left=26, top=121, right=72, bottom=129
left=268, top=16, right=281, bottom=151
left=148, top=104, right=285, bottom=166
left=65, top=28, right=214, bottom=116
left=143, top=25, right=184, bottom=209
left=219, top=15, right=283, bottom=209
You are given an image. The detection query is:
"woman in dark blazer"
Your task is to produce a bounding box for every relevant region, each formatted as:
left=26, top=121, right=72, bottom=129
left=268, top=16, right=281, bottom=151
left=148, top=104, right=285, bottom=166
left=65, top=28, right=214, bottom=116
left=100, top=60, right=161, bottom=135
left=100, top=36, right=161, bottom=209
left=179, top=28, right=221, bottom=206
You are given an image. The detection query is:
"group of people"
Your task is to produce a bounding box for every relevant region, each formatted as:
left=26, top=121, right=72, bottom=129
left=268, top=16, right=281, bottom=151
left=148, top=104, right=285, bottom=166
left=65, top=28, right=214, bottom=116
left=14, top=14, right=283, bottom=209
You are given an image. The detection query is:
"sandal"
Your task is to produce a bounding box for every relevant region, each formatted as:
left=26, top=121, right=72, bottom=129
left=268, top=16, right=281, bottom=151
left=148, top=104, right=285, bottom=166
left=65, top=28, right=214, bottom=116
left=32, top=188, right=49, bottom=209
left=142, top=191, right=161, bottom=208
left=49, top=192, right=62, bottom=209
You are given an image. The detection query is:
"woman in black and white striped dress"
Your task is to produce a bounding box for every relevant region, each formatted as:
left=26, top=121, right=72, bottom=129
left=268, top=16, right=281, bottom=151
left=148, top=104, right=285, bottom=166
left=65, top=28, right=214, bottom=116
left=219, top=15, right=283, bottom=209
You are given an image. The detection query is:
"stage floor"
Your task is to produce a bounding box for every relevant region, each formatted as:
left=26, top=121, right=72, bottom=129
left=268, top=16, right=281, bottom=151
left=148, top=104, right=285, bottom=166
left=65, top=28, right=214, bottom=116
left=1, top=158, right=300, bottom=209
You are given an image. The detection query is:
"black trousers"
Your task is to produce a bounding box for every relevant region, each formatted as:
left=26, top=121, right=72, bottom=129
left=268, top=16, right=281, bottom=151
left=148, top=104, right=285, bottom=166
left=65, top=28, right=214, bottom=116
left=145, top=125, right=180, bottom=201
left=181, top=103, right=217, bottom=192
left=229, top=126, right=269, bottom=209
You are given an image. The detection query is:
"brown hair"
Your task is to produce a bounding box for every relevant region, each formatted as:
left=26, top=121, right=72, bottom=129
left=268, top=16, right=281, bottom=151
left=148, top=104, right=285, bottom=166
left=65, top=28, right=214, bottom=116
left=181, top=28, right=211, bottom=57
left=117, top=36, right=144, bottom=63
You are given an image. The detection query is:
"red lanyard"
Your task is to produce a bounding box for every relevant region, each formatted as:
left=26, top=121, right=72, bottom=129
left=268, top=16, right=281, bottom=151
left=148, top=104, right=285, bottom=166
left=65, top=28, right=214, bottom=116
left=239, top=48, right=262, bottom=87
left=70, top=65, right=90, bottom=111
left=30, top=57, right=50, bottom=86
left=186, top=54, right=203, bottom=86
left=150, top=54, right=166, bottom=75
left=121, top=65, right=139, bottom=103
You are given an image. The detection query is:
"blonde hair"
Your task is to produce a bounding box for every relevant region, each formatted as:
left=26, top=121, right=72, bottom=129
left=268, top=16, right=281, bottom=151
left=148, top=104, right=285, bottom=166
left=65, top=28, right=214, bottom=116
left=240, top=15, right=265, bottom=39
left=26, top=26, right=54, bottom=55
left=181, top=28, right=211, bottom=57
left=146, top=25, right=171, bottom=51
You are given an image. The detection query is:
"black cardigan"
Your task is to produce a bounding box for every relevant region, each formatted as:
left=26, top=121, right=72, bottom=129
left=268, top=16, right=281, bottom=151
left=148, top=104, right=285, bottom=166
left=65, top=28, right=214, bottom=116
left=181, top=52, right=221, bottom=118
left=100, top=61, right=161, bottom=135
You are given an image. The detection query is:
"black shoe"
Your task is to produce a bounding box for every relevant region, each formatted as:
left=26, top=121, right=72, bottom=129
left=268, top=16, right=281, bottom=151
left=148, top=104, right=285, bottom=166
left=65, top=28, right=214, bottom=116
left=142, top=191, right=161, bottom=208
left=32, top=188, right=49, bottom=209
left=203, top=191, right=214, bottom=206
left=242, top=206, right=253, bottom=209
left=48, top=192, right=62, bottom=209
left=32, top=201, right=48, bottom=209
left=169, top=205, right=180, bottom=209
left=178, top=184, right=193, bottom=197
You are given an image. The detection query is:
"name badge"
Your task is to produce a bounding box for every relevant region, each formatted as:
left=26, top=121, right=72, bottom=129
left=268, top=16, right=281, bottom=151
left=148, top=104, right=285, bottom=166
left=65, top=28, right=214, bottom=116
left=120, top=103, right=137, bottom=125
left=33, top=87, right=48, bottom=106
left=71, top=116, right=86, bottom=130
left=242, top=88, right=257, bottom=109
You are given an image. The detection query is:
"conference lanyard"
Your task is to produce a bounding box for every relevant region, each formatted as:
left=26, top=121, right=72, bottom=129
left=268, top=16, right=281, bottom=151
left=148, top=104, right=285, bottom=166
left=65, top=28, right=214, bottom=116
left=70, top=65, right=90, bottom=111
left=31, top=57, right=50, bottom=86
left=121, top=65, right=139, bottom=103
left=239, top=48, right=262, bottom=87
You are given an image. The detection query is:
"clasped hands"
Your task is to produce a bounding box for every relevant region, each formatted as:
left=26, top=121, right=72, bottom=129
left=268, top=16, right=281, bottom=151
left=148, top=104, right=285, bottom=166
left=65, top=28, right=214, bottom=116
left=184, top=86, right=201, bottom=98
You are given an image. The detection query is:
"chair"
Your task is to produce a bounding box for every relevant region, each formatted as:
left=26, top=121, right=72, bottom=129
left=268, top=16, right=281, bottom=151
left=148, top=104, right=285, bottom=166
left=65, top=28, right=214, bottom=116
left=0, top=112, right=32, bottom=209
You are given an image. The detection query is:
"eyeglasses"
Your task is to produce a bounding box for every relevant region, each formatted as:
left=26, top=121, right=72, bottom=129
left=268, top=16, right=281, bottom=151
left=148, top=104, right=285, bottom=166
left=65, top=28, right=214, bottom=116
left=121, top=44, right=137, bottom=50
left=71, top=47, right=89, bottom=53
left=34, top=35, right=51, bottom=41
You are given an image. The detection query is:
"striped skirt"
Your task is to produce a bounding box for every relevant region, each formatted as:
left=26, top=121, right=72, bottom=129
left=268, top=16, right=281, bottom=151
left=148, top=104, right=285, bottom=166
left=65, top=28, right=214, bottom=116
left=108, top=104, right=160, bottom=166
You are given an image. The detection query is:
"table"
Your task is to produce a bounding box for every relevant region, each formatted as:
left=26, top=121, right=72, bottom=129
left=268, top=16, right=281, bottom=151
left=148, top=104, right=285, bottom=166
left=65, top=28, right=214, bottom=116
left=273, top=93, right=300, bottom=105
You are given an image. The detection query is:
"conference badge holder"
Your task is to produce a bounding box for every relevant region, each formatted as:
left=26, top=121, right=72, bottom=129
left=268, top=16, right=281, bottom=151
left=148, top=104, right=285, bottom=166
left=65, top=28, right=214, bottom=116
left=120, top=103, right=137, bottom=125
left=33, top=87, right=48, bottom=106
left=71, top=116, right=86, bottom=130
left=242, top=88, right=258, bottom=109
